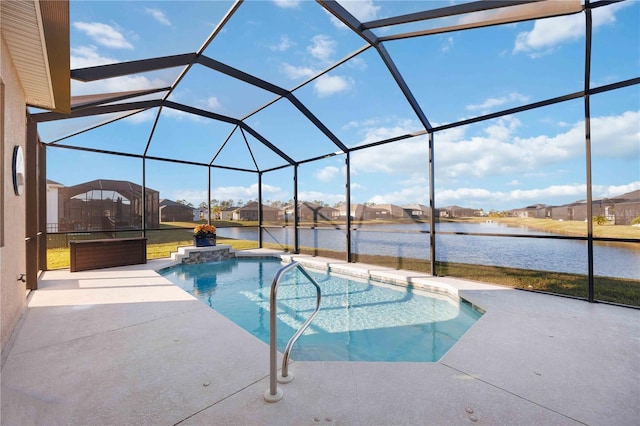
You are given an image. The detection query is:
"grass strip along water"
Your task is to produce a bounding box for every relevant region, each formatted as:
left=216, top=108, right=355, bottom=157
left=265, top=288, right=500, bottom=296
left=294, top=247, right=640, bottom=308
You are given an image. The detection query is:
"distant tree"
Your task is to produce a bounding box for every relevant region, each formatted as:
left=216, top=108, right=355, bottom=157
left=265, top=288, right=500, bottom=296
left=220, top=199, right=233, bottom=209
left=198, top=201, right=208, bottom=209
left=211, top=205, right=221, bottom=219
left=176, top=199, right=193, bottom=207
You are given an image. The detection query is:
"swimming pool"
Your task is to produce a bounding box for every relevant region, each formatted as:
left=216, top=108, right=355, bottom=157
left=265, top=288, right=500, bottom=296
left=160, top=257, right=483, bottom=362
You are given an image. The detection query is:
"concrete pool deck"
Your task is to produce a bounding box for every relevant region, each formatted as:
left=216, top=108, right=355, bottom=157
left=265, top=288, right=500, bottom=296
left=1, top=249, right=639, bottom=425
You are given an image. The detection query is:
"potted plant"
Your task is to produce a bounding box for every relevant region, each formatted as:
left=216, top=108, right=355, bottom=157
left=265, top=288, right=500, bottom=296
left=193, top=224, right=216, bottom=247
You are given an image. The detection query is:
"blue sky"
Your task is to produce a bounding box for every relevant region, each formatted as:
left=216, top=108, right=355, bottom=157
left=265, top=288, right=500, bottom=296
left=41, top=0, right=639, bottom=211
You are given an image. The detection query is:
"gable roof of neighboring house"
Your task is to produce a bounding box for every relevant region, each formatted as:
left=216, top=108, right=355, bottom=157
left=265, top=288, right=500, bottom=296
left=159, top=199, right=194, bottom=210
left=299, top=202, right=337, bottom=211
left=612, top=190, right=640, bottom=202
left=220, top=206, right=239, bottom=212
left=46, top=179, right=64, bottom=188
left=374, top=204, right=408, bottom=215
left=237, top=202, right=280, bottom=212
left=403, top=204, right=430, bottom=211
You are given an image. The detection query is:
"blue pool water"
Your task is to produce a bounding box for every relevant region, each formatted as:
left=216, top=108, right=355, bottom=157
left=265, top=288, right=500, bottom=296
left=160, top=258, right=483, bottom=362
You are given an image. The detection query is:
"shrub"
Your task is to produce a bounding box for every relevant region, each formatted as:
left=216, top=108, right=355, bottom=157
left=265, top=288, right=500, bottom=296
left=631, top=216, right=640, bottom=226
left=592, top=216, right=607, bottom=225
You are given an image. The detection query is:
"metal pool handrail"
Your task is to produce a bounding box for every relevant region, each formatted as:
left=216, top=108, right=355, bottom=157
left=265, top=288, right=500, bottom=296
left=264, top=261, right=322, bottom=403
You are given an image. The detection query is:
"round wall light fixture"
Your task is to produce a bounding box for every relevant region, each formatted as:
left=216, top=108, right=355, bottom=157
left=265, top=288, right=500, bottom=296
left=12, top=145, right=25, bottom=196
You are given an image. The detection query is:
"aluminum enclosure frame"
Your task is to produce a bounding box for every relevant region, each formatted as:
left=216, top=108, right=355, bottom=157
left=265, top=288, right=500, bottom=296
left=29, top=0, right=639, bottom=305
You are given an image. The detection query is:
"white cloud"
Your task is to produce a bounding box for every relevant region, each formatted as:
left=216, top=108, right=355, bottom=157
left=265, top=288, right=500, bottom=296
left=161, top=106, right=205, bottom=122
left=269, top=35, right=295, bottom=52
left=281, top=63, right=316, bottom=80
left=71, top=72, right=167, bottom=97
left=348, top=110, right=640, bottom=181
left=73, top=22, right=134, bottom=49
left=313, top=74, right=352, bottom=97
left=337, top=0, right=380, bottom=22
left=314, top=166, right=340, bottom=182
left=346, top=56, right=368, bottom=71
left=212, top=183, right=286, bottom=202
left=513, top=2, right=629, bottom=57
left=70, top=45, right=171, bottom=98
left=596, top=181, right=640, bottom=198
left=430, top=184, right=583, bottom=210
left=70, top=72, right=167, bottom=97
left=591, top=111, right=640, bottom=157
left=433, top=181, right=640, bottom=210
left=441, top=36, right=454, bottom=53
left=260, top=183, right=287, bottom=198
left=70, top=45, right=118, bottom=68
left=466, top=92, right=530, bottom=113
left=145, top=8, right=172, bottom=26
left=298, top=190, right=345, bottom=205
left=207, top=96, right=222, bottom=110
left=280, top=34, right=356, bottom=84
left=307, top=35, right=336, bottom=63
left=347, top=117, right=424, bottom=150
left=507, top=184, right=587, bottom=201
left=368, top=185, right=429, bottom=206
left=272, top=0, right=301, bottom=9
left=513, top=14, right=583, bottom=56
left=438, top=111, right=639, bottom=179
left=171, top=189, right=208, bottom=205
left=122, top=109, right=157, bottom=124
left=351, top=138, right=428, bottom=176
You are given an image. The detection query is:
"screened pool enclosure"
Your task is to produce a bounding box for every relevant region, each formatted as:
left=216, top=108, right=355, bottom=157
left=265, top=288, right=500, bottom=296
left=29, top=0, right=639, bottom=306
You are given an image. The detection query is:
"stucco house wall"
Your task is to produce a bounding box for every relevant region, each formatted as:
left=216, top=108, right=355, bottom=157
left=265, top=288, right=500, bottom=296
left=46, top=180, right=63, bottom=231
left=375, top=204, right=410, bottom=219
left=1, top=36, right=28, bottom=353
left=614, top=201, right=640, bottom=225
left=233, top=202, right=279, bottom=221
left=159, top=199, right=194, bottom=222
left=297, top=202, right=339, bottom=221
left=218, top=207, right=237, bottom=221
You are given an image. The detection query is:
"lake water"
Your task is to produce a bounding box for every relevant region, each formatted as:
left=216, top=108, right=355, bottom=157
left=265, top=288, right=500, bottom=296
left=216, top=222, right=640, bottom=280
